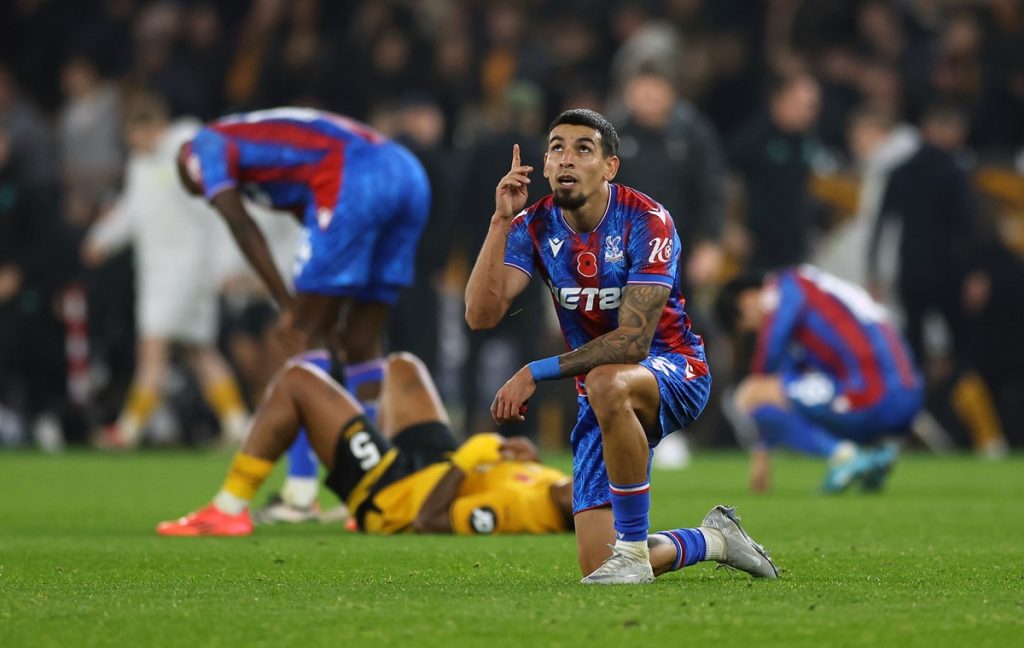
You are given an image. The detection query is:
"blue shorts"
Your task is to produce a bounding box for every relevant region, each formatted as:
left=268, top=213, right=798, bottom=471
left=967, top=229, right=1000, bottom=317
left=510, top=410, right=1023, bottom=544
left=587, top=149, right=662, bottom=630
left=571, top=351, right=712, bottom=514
left=781, top=370, right=923, bottom=443
left=293, top=140, right=430, bottom=304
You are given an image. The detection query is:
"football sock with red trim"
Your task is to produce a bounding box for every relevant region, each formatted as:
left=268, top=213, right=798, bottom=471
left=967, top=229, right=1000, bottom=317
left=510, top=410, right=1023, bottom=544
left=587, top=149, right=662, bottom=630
left=609, top=480, right=650, bottom=543
left=650, top=528, right=711, bottom=571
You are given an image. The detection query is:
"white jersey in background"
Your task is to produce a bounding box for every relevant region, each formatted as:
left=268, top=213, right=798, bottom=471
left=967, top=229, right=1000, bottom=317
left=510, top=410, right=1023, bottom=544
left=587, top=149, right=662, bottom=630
left=85, top=118, right=298, bottom=342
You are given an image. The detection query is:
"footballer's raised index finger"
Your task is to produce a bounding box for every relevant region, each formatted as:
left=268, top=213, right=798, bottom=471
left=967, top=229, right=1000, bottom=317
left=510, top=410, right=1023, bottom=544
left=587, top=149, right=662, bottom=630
left=511, top=143, right=520, bottom=169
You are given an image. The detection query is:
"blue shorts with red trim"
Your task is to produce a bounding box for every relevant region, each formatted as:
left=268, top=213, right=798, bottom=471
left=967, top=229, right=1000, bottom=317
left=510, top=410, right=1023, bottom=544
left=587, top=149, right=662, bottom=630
left=570, top=351, right=711, bottom=514
left=292, top=140, right=429, bottom=304
left=781, top=369, right=923, bottom=442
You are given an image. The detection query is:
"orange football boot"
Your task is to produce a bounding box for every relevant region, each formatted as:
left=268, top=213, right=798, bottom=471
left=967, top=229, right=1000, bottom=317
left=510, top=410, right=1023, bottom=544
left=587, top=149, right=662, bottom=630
left=156, top=504, right=253, bottom=536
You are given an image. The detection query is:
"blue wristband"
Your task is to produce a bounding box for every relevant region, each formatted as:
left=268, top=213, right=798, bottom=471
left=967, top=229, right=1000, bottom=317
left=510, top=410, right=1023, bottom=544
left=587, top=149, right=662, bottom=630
left=528, top=357, right=561, bottom=382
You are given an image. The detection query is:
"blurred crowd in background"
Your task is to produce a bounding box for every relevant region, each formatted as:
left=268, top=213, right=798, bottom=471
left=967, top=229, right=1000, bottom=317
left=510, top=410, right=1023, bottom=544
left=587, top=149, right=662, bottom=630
left=1, top=0, right=1022, bottom=453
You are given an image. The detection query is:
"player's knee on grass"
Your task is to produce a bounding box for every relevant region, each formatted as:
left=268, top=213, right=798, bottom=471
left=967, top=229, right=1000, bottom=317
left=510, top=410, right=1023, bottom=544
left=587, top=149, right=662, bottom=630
left=735, top=375, right=787, bottom=413
left=575, top=507, right=616, bottom=574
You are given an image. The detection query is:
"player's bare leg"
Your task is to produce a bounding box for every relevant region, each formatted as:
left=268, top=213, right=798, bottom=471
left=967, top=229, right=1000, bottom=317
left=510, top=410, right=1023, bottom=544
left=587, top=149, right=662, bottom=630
left=376, top=352, right=449, bottom=439
left=579, top=364, right=661, bottom=584
left=338, top=300, right=391, bottom=413
left=282, top=299, right=391, bottom=524
left=279, top=292, right=344, bottom=358
left=273, top=292, right=346, bottom=520
left=574, top=508, right=616, bottom=574
left=241, top=361, right=360, bottom=465
left=157, top=360, right=361, bottom=536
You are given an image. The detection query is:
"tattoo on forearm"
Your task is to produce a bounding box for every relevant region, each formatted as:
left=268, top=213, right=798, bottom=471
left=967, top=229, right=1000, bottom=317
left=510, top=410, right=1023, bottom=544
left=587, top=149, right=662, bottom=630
left=558, top=284, right=669, bottom=376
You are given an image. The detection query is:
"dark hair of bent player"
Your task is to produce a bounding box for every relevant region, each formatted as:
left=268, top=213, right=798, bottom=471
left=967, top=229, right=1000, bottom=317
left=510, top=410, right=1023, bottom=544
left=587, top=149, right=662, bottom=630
left=713, top=273, right=766, bottom=336
left=548, top=109, right=620, bottom=158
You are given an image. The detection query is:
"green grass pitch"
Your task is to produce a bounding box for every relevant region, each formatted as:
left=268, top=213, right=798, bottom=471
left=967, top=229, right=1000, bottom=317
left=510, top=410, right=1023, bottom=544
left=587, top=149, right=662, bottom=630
left=1, top=450, right=1022, bottom=647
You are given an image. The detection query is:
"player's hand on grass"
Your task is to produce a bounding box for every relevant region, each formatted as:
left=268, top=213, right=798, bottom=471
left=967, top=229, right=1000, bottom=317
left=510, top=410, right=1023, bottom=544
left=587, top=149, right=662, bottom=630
left=494, top=144, right=533, bottom=221
left=749, top=447, right=772, bottom=493
left=491, top=365, right=536, bottom=425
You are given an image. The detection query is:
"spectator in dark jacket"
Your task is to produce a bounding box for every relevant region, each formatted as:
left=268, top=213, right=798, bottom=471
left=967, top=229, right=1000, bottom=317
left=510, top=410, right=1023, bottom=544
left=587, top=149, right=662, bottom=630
left=870, top=103, right=976, bottom=363
left=730, top=72, right=822, bottom=273
left=872, top=103, right=1009, bottom=457
left=0, top=127, right=73, bottom=443
left=613, top=67, right=727, bottom=288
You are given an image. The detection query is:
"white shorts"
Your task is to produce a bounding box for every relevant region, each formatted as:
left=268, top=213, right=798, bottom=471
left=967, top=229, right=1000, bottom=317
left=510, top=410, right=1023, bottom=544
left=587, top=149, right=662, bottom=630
left=137, top=267, right=219, bottom=344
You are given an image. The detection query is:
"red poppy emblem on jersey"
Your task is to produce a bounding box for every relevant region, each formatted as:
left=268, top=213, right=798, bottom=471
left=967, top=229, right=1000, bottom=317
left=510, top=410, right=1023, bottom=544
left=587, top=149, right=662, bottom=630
left=576, top=251, right=598, bottom=277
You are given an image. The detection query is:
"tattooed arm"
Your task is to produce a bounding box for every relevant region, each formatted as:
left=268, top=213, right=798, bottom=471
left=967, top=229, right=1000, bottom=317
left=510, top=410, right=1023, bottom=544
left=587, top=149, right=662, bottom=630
left=558, top=283, right=670, bottom=376
left=488, top=283, right=670, bottom=424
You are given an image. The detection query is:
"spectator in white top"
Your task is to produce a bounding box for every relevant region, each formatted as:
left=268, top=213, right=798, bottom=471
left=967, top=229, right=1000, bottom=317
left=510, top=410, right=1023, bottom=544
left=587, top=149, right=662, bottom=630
left=82, top=93, right=249, bottom=448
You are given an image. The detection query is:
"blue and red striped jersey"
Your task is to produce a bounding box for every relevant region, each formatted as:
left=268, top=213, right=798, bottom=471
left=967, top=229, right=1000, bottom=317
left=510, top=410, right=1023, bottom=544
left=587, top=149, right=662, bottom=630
left=182, top=107, right=386, bottom=218
left=504, top=184, right=706, bottom=393
left=752, top=265, right=920, bottom=409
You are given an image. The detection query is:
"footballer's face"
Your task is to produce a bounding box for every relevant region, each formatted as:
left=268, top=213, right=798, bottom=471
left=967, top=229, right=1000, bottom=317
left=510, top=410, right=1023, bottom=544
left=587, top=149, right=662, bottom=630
left=543, top=124, right=619, bottom=211
left=127, top=122, right=162, bottom=154
left=738, top=287, right=767, bottom=332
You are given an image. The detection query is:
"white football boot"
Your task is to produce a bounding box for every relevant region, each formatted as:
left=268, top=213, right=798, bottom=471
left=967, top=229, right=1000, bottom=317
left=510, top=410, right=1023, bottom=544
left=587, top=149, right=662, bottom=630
left=701, top=505, right=779, bottom=579
left=580, top=544, right=656, bottom=585
left=251, top=493, right=321, bottom=525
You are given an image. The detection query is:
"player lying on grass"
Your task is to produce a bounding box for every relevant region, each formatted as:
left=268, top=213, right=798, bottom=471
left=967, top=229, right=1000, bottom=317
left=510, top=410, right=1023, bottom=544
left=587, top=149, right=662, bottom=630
left=715, top=265, right=924, bottom=493
left=157, top=353, right=777, bottom=581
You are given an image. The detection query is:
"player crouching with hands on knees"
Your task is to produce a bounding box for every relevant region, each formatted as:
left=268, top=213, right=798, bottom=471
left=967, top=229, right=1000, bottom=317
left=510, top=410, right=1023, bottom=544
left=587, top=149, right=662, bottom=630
left=464, top=109, right=778, bottom=583
left=714, top=266, right=923, bottom=494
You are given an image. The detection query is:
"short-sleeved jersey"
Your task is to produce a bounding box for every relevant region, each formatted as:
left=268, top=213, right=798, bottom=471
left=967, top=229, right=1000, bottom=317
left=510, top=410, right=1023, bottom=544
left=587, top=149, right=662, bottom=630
left=504, top=184, right=706, bottom=393
left=361, top=460, right=570, bottom=535
left=448, top=462, right=570, bottom=535
left=753, top=265, right=921, bottom=409
left=182, top=107, right=385, bottom=217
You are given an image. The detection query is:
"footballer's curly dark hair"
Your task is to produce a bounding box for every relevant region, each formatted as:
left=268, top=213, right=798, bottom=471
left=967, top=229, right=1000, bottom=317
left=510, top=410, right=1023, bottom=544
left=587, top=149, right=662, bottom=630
left=548, top=109, right=619, bottom=158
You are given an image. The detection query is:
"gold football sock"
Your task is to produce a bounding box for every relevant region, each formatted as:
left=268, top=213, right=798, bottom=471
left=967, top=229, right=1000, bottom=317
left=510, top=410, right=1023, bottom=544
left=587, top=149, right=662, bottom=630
left=221, top=452, right=274, bottom=502
left=205, top=377, right=247, bottom=420
left=123, top=386, right=160, bottom=423
left=952, top=372, right=1006, bottom=452
left=116, top=387, right=160, bottom=444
